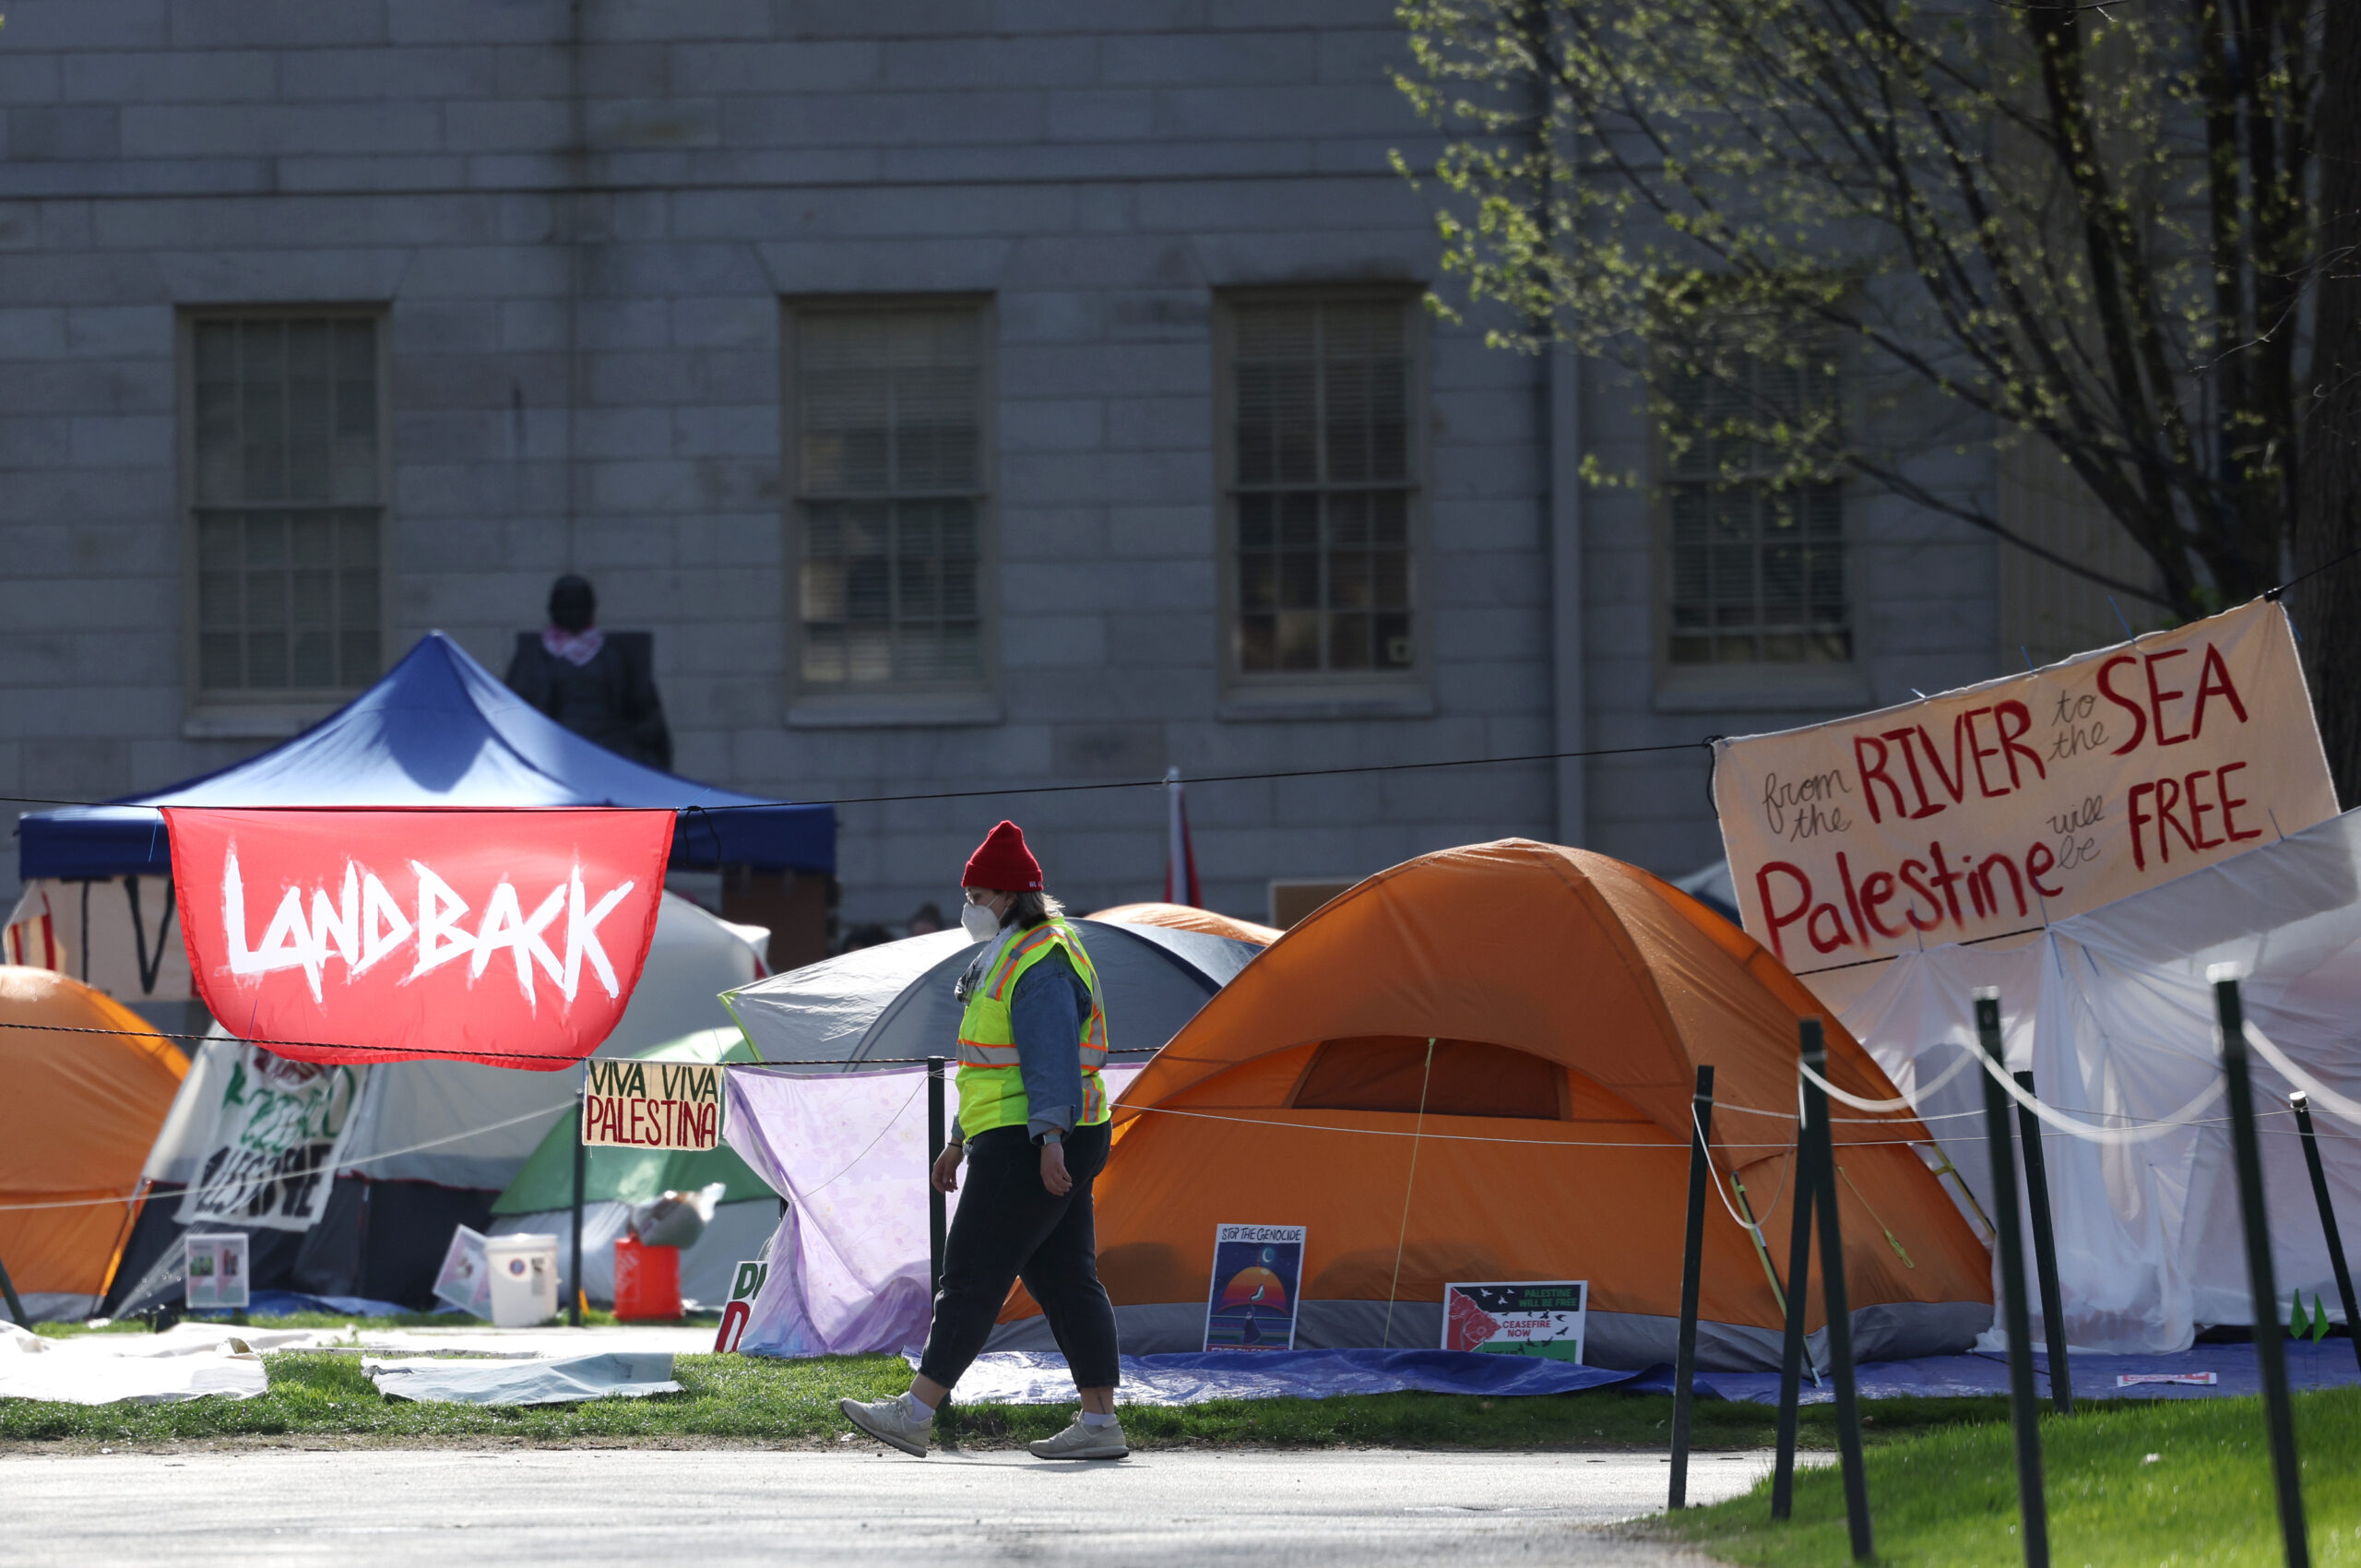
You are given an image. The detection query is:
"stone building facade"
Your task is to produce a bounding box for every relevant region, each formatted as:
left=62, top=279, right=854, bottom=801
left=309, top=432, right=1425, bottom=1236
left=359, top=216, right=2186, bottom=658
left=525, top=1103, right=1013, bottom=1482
left=0, top=0, right=2044, bottom=932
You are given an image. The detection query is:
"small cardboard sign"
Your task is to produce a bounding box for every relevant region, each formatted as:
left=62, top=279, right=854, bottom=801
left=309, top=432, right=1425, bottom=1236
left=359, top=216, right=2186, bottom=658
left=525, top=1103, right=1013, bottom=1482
left=1442, top=1280, right=1588, bottom=1363
left=1203, top=1223, right=1305, bottom=1352
left=582, top=1059, right=722, bottom=1151
left=433, top=1226, right=492, bottom=1318
left=714, top=1259, right=769, bottom=1354
left=184, top=1232, right=251, bottom=1312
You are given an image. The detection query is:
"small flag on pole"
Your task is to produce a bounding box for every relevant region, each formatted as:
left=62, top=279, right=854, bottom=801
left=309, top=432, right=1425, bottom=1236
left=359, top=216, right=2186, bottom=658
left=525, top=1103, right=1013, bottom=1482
left=1164, top=766, right=1200, bottom=908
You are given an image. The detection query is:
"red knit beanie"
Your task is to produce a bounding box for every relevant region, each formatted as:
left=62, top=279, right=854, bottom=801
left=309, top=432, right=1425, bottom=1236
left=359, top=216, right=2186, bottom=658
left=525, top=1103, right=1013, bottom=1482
left=961, top=820, right=1043, bottom=891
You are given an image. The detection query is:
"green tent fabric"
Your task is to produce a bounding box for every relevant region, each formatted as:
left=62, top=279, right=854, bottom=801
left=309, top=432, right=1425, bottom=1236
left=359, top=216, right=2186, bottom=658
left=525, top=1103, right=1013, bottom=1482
left=491, top=1028, right=774, bottom=1215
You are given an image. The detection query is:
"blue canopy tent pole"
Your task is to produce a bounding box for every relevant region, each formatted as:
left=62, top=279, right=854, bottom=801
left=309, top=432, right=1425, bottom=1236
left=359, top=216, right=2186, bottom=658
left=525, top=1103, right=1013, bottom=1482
left=16, top=632, right=835, bottom=885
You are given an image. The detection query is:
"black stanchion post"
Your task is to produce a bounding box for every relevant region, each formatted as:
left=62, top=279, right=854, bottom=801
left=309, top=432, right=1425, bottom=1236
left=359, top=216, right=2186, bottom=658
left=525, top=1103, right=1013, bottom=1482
left=569, top=1071, right=587, bottom=1328
left=0, top=1250, right=27, bottom=1329
left=2013, top=1068, right=2074, bottom=1414
left=2213, top=969, right=2311, bottom=1567
left=1668, top=1064, right=1715, bottom=1512
left=1976, top=992, right=2049, bottom=1567
left=2291, top=1093, right=2361, bottom=1373
left=1769, top=1080, right=1816, bottom=1522
left=927, top=1056, right=947, bottom=1304
left=1798, top=1018, right=1873, bottom=1562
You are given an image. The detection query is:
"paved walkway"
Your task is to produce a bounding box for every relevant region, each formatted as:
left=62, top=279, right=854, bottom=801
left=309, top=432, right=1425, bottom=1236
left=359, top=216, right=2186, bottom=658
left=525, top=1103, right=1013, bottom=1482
left=2, top=1446, right=1770, bottom=1566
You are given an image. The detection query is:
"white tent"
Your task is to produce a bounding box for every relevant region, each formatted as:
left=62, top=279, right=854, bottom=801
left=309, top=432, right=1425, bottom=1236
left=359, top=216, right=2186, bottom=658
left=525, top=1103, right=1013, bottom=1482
left=111, top=892, right=765, bottom=1313
left=1812, top=808, right=2361, bottom=1353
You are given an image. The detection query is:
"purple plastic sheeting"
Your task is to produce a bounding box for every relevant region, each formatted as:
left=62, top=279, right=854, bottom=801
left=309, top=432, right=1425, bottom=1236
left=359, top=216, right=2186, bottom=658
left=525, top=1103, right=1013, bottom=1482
left=722, top=1063, right=1145, bottom=1358
left=930, top=1348, right=1646, bottom=1407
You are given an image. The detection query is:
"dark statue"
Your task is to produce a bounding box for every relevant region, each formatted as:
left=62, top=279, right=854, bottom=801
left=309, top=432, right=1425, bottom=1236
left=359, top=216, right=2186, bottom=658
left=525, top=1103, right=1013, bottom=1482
left=504, top=575, right=673, bottom=771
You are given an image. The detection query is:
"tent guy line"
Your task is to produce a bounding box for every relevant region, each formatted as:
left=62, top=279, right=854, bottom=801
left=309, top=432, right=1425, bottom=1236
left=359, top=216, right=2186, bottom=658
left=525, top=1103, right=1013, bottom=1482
left=0, top=737, right=1712, bottom=816
left=0, top=1099, right=575, bottom=1218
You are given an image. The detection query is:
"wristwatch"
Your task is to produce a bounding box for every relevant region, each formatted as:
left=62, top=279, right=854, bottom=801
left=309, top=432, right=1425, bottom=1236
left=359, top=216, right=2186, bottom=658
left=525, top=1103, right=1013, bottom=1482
left=1036, top=1130, right=1064, bottom=1146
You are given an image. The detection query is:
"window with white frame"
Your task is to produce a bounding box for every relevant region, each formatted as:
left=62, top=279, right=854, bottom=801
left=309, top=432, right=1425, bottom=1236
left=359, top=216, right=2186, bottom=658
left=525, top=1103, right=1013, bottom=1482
left=1223, top=294, right=1419, bottom=679
left=789, top=303, right=989, bottom=690
left=188, top=313, right=385, bottom=695
left=1663, top=346, right=1850, bottom=667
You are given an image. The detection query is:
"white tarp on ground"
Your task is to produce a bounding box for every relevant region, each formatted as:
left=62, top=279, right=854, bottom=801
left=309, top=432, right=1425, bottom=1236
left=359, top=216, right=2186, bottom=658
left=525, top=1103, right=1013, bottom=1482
left=1809, top=806, right=2361, bottom=1354
left=0, top=1322, right=309, bottom=1404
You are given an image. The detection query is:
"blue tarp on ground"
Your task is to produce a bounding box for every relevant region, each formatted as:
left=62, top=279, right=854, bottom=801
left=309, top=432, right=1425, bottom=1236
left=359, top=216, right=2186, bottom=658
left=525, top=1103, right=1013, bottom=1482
left=17, top=633, right=834, bottom=880
left=934, top=1345, right=2361, bottom=1408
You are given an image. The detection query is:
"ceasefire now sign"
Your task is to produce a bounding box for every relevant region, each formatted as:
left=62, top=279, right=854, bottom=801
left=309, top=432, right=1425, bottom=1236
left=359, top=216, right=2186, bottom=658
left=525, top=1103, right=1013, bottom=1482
left=167, top=806, right=674, bottom=1070
left=1711, top=599, right=2338, bottom=968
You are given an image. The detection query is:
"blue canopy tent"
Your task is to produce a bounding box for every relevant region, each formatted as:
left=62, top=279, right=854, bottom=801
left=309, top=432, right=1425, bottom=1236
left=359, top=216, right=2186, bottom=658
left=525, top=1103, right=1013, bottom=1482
left=18, top=632, right=835, bottom=881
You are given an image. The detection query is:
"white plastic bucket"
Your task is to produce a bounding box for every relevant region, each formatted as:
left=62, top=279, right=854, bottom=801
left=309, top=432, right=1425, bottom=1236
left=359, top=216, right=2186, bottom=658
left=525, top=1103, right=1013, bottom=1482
left=483, top=1233, right=561, bottom=1328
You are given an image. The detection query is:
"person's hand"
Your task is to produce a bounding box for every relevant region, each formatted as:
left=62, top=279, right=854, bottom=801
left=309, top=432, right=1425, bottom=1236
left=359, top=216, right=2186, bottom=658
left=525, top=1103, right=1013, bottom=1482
left=931, top=1143, right=963, bottom=1194
left=1039, top=1141, right=1072, bottom=1195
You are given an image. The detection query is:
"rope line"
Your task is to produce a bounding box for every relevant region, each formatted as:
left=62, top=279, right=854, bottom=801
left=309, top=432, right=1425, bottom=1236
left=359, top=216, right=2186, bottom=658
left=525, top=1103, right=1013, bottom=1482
left=0, top=739, right=1709, bottom=815
left=2244, top=1023, right=2361, bottom=1130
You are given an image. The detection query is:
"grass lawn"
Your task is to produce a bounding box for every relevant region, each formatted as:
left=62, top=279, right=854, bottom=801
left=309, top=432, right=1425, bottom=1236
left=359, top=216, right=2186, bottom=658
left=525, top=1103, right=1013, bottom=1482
left=1657, top=1385, right=2361, bottom=1567
left=0, top=1320, right=2013, bottom=1451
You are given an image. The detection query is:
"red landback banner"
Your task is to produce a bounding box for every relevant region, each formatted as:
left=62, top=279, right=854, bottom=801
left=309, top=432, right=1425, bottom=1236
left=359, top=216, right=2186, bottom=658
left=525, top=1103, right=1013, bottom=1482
left=165, top=806, right=675, bottom=1070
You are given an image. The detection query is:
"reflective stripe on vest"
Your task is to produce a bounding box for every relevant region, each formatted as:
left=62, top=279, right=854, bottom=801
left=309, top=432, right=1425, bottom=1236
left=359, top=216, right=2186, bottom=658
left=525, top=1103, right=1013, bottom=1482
left=954, top=918, right=1110, bottom=1135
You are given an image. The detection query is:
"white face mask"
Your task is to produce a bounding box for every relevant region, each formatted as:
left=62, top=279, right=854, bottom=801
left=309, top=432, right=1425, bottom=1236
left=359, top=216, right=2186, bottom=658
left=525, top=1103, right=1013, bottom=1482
left=959, top=900, right=1000, bottom=943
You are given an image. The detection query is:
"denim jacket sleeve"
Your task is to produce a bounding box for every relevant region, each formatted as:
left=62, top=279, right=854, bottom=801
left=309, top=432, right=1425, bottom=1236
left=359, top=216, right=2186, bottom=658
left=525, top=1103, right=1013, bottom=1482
left=1010, top=945, right=1089, bottom=1142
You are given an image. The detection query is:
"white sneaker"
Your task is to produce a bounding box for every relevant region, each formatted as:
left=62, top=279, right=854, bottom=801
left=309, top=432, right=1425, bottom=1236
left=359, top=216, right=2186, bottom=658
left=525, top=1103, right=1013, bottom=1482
left=838, top=1395, right=932, bottom=1456
left=1027, top=1414, right=1129, bottom=1460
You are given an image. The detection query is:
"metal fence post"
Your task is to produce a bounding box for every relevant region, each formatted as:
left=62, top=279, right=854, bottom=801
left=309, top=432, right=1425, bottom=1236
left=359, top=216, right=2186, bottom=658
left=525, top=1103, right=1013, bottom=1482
left=1977, top=992, right=2049, bottom=1567
left=569, top=1071, right=587, bottom=1328
left=2213, top=970, right=2310, bottom=1567
left=1668, top=1063, right=1715, bottom=1512
left=2290, top=1092, right=2361, bottom=1372
left=1798, top=1018, right=1872, bottom=1561
left=1770, top=1077, right=1817, bottom=1522
left=2013, top=1068, right=2073, bottom=1414
left=927, top=1056, right=947, bottom=1304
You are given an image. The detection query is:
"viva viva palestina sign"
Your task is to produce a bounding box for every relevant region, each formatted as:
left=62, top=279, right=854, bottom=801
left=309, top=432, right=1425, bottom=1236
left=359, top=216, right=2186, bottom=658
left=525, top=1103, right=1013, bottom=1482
left=1714, top=599, right=2337, bottom=966
left=178, top=1041, right=366, bottom=1231
left=166, top=807, right=674, bottom=1069
left=581, top=1059, right=723, bottom=1151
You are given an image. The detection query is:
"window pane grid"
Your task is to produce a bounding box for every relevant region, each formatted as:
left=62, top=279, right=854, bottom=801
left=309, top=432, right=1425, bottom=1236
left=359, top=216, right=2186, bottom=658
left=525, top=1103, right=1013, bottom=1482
left=794, top=306, right=986, bottom=688
left=1665, top=346, right=1849, bottom=667
left=191, top=315, right=382, bottom=695
left=1230, top=299, right=1415, bottom=676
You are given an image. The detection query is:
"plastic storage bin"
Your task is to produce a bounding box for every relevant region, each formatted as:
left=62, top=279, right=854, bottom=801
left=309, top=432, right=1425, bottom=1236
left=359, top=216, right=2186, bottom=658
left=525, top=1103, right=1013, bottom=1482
left=484, top=1233, right=560, bottom=1327
left=613, top=1235, right=682, bottom=1321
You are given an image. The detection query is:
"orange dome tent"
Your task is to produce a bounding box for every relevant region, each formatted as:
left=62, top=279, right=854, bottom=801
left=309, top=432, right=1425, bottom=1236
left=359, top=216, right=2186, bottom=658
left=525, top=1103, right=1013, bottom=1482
left=996, top=840, right=1991, bottom=1368
left=0, top=968, right=186, bottom=1322
left=1088, top=903, right=1282, bottom=946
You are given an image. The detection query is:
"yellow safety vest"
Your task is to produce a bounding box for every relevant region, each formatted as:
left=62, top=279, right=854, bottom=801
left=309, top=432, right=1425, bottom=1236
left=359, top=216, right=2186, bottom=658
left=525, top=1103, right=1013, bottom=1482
left=955, top=918, right=1111, bottom=1137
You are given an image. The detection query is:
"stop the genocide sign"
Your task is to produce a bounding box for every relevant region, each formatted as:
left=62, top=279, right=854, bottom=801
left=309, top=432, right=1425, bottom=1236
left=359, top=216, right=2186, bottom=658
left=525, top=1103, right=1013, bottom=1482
left=166, top=806, right=675, bottom=1070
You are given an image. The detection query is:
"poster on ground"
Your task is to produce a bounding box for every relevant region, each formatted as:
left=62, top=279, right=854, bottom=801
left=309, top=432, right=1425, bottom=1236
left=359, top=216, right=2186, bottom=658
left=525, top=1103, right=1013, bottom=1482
left=184, top=1233, right=250, bottom=1311
left=163, top=805, right=674, bottom=1069
left=1712, top=598, right=2337, bottom=968
left=1442, top=1280, right=1588, bottom=1363
left=1203, top=1224, right=1305, bottom=1352
left=176, top=1042, right=366, bottom=1232
left=581, top=1060, right=722, bottom=1150
left=714, top=1260, right=769, bottom=1353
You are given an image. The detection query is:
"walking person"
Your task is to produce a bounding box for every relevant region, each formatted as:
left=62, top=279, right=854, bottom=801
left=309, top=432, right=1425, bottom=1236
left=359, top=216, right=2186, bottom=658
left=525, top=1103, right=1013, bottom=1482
left=838, top=821, right=1127, bottom=1459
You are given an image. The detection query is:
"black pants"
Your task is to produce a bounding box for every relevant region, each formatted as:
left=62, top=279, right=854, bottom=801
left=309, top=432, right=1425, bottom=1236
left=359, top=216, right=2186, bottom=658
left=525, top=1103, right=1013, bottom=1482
left=917, top=1120, right=1121, bottom=1392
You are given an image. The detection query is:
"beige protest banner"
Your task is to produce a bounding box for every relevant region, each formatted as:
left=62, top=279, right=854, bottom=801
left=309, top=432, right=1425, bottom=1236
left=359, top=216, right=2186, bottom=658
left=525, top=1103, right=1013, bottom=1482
left=1713, top=598, right=2337, bottom=969
left=581, top=1058, right=722, bottom=1151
